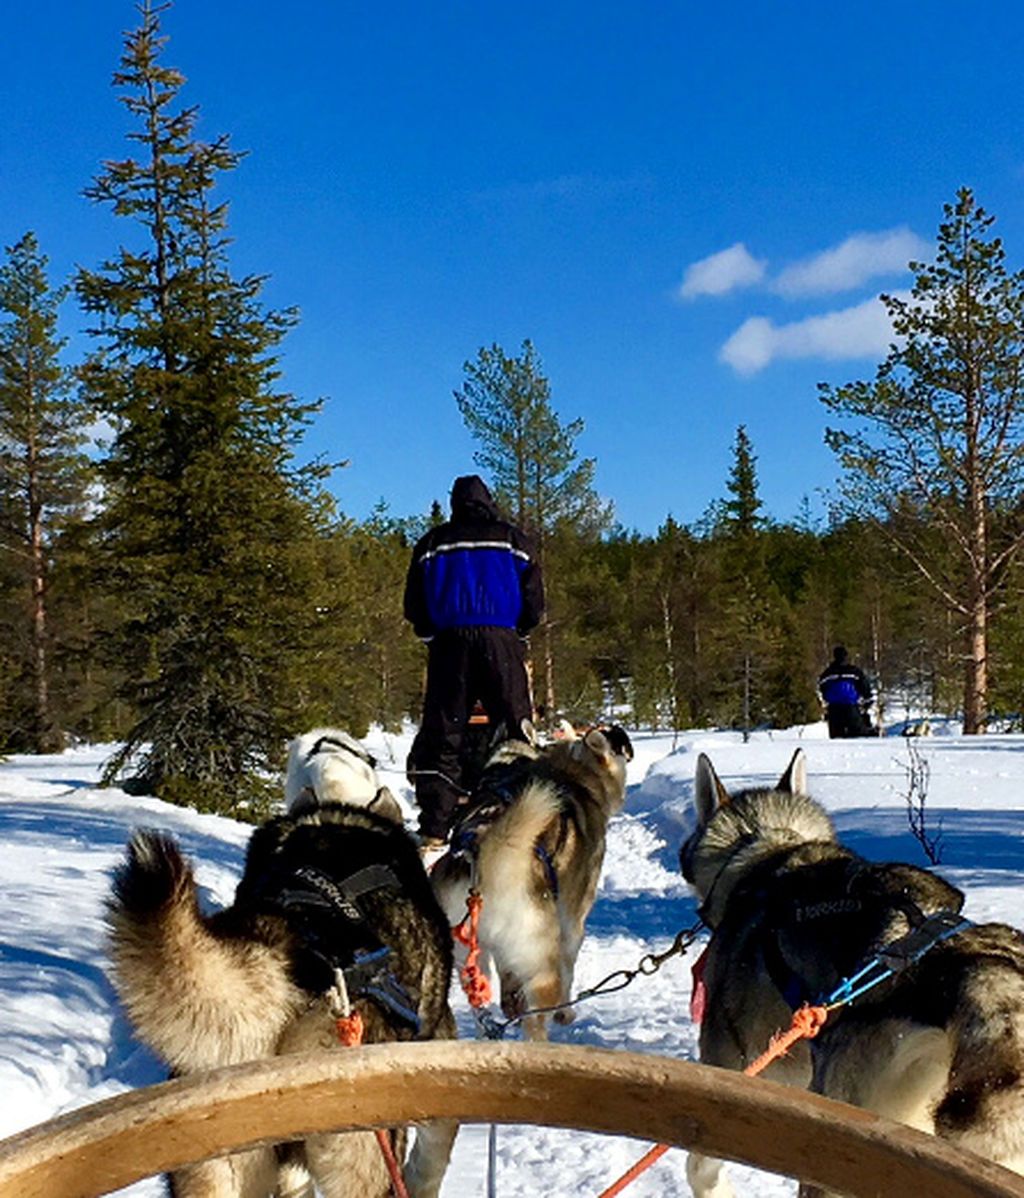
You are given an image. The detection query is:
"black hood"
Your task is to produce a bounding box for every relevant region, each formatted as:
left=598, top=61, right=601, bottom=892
left=450, top=474, right=498, bottom=521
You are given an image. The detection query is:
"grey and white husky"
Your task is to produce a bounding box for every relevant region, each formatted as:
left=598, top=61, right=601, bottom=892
left=107, top=800, right=457, bottom=1198
left=680, top=748, right=1024, bottom=1198
left=431, top=726, right=633, bottom=1040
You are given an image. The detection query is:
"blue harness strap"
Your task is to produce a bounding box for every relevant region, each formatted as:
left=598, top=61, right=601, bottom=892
left=820, top=909, right=972, bottom=1010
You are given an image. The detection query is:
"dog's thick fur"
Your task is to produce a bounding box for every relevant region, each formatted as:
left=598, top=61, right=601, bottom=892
left=431, top=726, right=632, bottom=1040
left=107, top=802, right=457, bottom=1198
left=680, top=749, right=1024, bottom=1198
left=285, top=727, right=395, bottom=816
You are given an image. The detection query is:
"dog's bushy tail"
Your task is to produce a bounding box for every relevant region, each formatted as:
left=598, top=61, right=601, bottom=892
left=107, top=830, right=298, bottom=1073
left=477, top=781, right=562, bottom=903
left=934, top=929, right=1024, bottom=1173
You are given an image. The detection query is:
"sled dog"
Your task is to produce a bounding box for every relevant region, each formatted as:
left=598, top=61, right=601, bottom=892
left=680, top=749, right=1024, bottom=1198
left=285, top=727, right=397, bottom=816
left=431, top=726, right=633, bottom=1040
left=107, top=801, right=457, bottom=1198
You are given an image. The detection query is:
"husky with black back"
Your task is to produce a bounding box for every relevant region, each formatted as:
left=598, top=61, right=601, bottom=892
left=431, top=725, right=633, bottom=1040
left=680, top=748, right=1024, bottom=1198
left=107, top=800, right=457, bottom=1198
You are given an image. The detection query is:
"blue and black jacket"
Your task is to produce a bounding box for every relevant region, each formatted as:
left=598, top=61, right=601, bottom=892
left=818, top=659, right=872, bottom=706
left=403, top=476, right=544, bottom=639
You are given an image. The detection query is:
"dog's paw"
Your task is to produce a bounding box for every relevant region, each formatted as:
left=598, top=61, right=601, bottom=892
left=553, top=1005, right=576, bottom=1026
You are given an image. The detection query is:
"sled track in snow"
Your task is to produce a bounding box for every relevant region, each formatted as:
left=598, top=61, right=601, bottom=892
left=0, top=1041, right=1022, bottom=1198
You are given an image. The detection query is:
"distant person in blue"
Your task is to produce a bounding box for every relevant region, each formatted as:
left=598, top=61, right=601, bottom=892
left=818, top=645, right=875, bottom=738
left=404, top=475, right=544, bottom=848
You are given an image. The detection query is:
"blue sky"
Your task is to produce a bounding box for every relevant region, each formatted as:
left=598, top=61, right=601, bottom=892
left=5, top=2, right=1024, bottom=532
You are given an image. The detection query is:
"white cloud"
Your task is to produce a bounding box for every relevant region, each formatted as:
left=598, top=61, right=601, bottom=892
left=719, top=292, right=909, bottom=375
left=679, top=242, right=767, bottom=300
left=773, top=228, right=927, bottom=298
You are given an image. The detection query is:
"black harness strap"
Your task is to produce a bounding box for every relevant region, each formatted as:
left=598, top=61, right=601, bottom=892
left=305, top=734, right=377, bottom=771
left=272, top=862, right=421, bottom=1033
left=277, top=863, right=400, bottom=921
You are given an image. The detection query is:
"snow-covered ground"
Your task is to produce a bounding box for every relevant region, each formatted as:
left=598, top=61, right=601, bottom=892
left=1, top=721, right=1023, bottom=1196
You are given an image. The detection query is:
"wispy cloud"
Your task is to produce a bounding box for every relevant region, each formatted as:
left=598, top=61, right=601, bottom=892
left=678, top=242, right=766, bottom=300
left=772, top=228, right=927, bottom=298
left=719, top=292, right=908, bottom=376
left=472, top=173, right=651, bottom=205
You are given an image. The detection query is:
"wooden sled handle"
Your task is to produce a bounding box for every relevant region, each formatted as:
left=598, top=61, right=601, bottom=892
left=0, top=1041, right=1022, bottom=1198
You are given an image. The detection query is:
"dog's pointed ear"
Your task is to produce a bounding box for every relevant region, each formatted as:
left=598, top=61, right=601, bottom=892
left=695, top=753, right=730, bottom=825
left=602, top=724, right=634, bottom=761
left=368, top=786, right=404, bottom=824
left=520, top=717, right=538, bottom=747
left=777, top=748, right=807, bottom=797
left=578, top=728, right=611, bottom=762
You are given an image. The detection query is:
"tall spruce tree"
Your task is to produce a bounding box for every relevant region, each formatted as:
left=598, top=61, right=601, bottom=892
left=0, top=233, right=91, bottom=752
left=715, top=426, right=779, bottom=739
left=821, top=189, right=1024, bottom=733
left=454, top=339, right=609, bottom=713
left=77, top=2, right=328, bottom=811
left=723, top=424, right=764, bottom=536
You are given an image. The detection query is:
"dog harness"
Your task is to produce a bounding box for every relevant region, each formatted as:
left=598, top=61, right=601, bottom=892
left=274, top=863, right=421, bottom=1032
left=304, top=734, right=377, bottom=770
left=448, top=755, right=582, bottom=898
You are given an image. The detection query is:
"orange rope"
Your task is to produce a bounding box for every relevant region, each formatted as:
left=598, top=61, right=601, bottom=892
left=335, top=1010, right=364, bottom=1046
left=743, top=1004, right=828, bottom=1077
left=596, top=1003, right=830, bottom=1197
left=333, top=1007, right=410, bottom=1198
left=452, top=890, right=493, bottom=1008
left=595, top=1144, right=671, bottom=1198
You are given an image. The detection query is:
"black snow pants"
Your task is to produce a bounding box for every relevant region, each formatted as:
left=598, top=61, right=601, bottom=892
left=827, top=702, right=872, bottom=739
left=409, top=626, right=533, bottom=840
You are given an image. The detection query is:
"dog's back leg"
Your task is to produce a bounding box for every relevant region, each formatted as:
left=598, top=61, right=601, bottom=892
left=815, top=1019, right=951, bottom=1133
left=403, top=1008, right=459, bottom=1197
left=306, top=1130, right=398, bottom=1198
left=275, top=1142, right=315, bottom=1198
left=403, top=1118, right=459, bottom=1198
left=935, top=959, right=1024, bottom=1174
left=168, top=1148, right=278, bottom=1197
left=686, top=1150, right=735, bottom=1198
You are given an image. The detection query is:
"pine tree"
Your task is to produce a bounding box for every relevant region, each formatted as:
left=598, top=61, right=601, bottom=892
left=76, top=1, right=329, bottom=811
left=821, top=189, right=1024, bottom=733
left=454, top=339, right=610, bottom=713
left=0, top=233, right=91, bottom=752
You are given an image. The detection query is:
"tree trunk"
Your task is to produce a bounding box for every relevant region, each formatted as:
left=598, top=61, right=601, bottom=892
left=962, top=420, right=988, bottom=733
left=540, top=612, right=556, bottom=718
left=870, top=598, right=884, bottom=730
left=26, top=379, right=59, bottom=753
left=660, top=590, right=678, bottom=737
left=742, top=650, right=751, bottom=744
left=963, top=589, right=987, bottom=734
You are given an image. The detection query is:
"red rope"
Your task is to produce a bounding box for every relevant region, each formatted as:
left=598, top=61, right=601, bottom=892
left=596, top=1004, right=830, bottom=1197
left=374, top=1128, right=412, bottom=1198
left=452, top=890, right=493, bottom=1007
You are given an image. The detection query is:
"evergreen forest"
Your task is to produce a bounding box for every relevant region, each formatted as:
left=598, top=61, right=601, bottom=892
left=4, top=4, right=1024, bottom=816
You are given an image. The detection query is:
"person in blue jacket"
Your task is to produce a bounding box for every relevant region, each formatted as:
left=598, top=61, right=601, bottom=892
left=403, top=475, right=544, bottom=847
left=818, top=645, right=875, bottom=738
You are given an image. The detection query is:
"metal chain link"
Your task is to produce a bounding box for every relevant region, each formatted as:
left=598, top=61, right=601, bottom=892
left=476, top=918, right=705, bottom=1039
